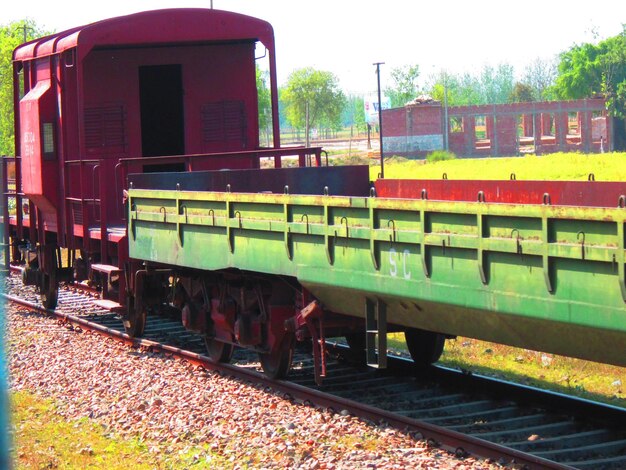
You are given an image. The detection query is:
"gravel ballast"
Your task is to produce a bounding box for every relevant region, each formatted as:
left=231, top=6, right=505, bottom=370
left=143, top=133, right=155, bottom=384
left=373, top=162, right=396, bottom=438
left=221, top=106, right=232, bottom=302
left=8, top=304, right=499, bottom=469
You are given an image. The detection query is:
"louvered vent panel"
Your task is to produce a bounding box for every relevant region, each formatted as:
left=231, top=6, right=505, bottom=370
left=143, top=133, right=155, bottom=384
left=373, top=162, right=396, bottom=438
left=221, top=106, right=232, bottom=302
left=202, top=101, right=246, bottom=147
left=84, top=105, right=127, bottom=155
left=71, top=201, right=83, bottom=226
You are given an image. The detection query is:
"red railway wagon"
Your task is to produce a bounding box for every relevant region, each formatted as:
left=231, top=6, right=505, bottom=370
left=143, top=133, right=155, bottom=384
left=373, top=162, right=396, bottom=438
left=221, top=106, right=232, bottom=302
left=3, top=8, right=325, bottom=310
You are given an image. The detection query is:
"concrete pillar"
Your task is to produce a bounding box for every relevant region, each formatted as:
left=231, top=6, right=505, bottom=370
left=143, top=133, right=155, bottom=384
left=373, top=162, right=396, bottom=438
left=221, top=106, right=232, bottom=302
left=465, top=115, right=475, bottom=156
left=533, top=113, right=541, bottom=154
left=581, top=110, right=592, bottom=153
left=524, top=114, right=533, bottom=137
left=606, top=114, right=613, bottom=152
left=542, top=113, right=553, bottom=135
left=555, top=111, right=568, bottom=151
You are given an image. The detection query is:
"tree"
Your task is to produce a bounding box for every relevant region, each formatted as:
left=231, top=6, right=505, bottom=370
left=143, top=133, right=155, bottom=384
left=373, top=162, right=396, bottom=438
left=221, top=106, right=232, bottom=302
left=553, top=26, right=626, bottom=117
left=478, top=63, right=515, bottom=104
left=386, top=64, right=420, bottom=108
left=428, top=64, right=515, bottom=107
left=429, top=72, right=480, bottom=107
left=341, top=95, right=366, bottom=135
left=509, top=82, right=535, bottom=102
left=522, top=57, right=558, bottom=101
left=452, top=73, right=482, bottom=106
left=282, top=67, right=346, bottom=140
left=0, top=20, right=51, bottom=155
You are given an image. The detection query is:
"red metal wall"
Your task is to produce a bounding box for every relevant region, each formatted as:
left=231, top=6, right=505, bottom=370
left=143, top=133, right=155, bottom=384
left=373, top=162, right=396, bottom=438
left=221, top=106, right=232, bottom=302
left=19, top=57, right=59, bottom=218
left=10, top=9, right=277, bottom=258
left=81, top=43, right=258, bottom=160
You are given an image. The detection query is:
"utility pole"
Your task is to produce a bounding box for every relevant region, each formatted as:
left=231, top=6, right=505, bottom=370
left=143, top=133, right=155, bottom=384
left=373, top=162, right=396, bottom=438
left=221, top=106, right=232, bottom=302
left=15, top=24, right=32, bottom=43
left=374, top=62, right=385, bottom=178
left=305, top=101, right=310, bottom=148
left=443, top=71, right=449, bottom=151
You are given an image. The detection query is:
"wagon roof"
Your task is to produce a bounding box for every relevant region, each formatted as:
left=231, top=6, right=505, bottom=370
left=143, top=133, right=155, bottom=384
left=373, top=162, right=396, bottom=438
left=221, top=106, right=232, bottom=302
left=13, top=8, right=275, bottom=62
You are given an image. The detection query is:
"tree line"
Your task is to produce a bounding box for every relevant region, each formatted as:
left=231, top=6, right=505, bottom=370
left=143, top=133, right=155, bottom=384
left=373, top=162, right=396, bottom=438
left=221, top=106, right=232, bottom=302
left=1, top=19, right=624, bottom=154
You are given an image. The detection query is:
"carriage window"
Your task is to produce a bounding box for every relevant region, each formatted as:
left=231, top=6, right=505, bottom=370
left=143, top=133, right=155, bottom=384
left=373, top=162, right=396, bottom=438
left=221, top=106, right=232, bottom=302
left=42, top=122, right=56, bottom=160
left=17, top=66, right=25, bottom=99
left=63, top=50, right=75, bottom=68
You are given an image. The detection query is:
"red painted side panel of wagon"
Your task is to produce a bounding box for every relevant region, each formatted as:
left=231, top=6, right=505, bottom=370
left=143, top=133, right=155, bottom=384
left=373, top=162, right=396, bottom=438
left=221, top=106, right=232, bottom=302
left=375, top=179, right=626, bottom=208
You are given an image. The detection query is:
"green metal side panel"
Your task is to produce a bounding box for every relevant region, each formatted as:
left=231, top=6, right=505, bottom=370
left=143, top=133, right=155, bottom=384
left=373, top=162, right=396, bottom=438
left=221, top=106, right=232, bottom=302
left=127, top=189, right=626, bottom=366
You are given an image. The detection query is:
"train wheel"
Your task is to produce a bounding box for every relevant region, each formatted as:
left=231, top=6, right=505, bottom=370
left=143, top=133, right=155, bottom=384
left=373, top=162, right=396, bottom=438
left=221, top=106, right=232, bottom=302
left=204, top=337, right=234, bottom=363
left=404, top=328, right=445, bottom=367
left=124, top=300, right=146, bottom=337
left=259, top=336, right=294, bottom=379
left=40, top=272, right=58, bottom=310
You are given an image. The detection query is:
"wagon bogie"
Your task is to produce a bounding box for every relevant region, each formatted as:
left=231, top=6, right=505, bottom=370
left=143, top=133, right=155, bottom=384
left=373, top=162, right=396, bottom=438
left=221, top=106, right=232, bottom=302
left=168, top=268, right=300, bottom=375
left=18, top=243, right=66, bottom=309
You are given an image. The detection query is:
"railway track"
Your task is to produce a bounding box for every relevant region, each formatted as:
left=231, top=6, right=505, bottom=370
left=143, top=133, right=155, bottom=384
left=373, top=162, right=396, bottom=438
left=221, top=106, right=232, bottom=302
left=4, top=272, right=626, bottom=469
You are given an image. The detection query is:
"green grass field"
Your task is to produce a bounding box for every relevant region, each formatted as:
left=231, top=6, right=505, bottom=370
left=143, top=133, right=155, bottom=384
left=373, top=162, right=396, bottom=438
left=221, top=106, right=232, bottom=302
left=11, top=391, right=231, bottom=469
left=371, top=151, right=626, bottom=181
left=12, top=392, right=158, bottom=469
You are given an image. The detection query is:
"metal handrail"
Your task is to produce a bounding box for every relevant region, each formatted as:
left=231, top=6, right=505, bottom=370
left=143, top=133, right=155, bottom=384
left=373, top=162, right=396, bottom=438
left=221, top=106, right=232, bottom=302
left=119, top=146, right=324, bottom=169
left=62, top=159, right=103, bottom=253
left=118, top=147, right=323, bottom=162
left=2, top=155, right=24, bottom=263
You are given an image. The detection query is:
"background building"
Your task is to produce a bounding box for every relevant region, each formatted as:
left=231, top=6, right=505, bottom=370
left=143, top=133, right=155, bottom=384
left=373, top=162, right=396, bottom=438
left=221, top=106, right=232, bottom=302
left=382, top=98, right=611, bottom=158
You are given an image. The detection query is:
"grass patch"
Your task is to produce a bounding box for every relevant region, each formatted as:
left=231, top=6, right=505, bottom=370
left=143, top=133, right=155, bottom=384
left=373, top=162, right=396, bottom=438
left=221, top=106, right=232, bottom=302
left=11, top=391, right=231, bottom=469
left=426, top=150, right=456, bottom=163
left=371, top=151, right=626, bottom=181
left=12, top=391, right=156, bottom=469
left=387, top=333, right=626, bottom=409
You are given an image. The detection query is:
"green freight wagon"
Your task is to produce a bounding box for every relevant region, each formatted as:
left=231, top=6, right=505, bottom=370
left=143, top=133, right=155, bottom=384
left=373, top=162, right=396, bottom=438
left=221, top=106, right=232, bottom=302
left=125, top=167, right=626, bottom=381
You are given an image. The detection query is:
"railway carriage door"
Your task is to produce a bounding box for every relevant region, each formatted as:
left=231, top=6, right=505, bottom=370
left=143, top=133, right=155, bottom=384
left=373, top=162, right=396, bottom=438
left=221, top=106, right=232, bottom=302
left=139, top=64, right=185, bottom=157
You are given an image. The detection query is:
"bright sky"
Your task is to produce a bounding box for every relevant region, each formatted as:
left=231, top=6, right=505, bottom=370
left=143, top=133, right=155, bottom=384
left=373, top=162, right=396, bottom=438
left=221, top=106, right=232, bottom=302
left=4, top=0, right=625, bottom=94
